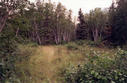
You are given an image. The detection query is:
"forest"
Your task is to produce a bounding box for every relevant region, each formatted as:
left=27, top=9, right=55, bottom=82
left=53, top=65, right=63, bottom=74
left=0, top=0, right=127, bottom=83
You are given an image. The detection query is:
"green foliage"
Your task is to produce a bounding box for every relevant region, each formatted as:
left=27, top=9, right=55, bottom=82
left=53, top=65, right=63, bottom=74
left=1, top=0, right=127, bottom=82
left=74, top=40, right=86, bottom=46
left=66, top=43, right=79, bottom=50
left=110, top=0, right=127, bottom=46
left=85, top=8, right=108, bottom=42
left=0, top=55, right=21, bottom=83
left=0, top=1, right=75, bottom=82
left=76, top=9, right=88, bottom=40
left=74, top=40, right=100, bottom=47
left=0, top=33, right=20, bottom=83
left=115, top=48, right=127, bottom=71
left=0, top=43, right=37, bottom=83
left=87, top=40, right=99, bottom=47
left=63, top=49, right=127, bottom=83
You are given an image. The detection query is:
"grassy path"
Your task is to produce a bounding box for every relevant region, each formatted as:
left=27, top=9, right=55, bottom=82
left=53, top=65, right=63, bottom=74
left=28, top=45, right=86, bottom=83
left=29, top=46, right=59, bottom=83
left=41, top=46, right=57, bottom=83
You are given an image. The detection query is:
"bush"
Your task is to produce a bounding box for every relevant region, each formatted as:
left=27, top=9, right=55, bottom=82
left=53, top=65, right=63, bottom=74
left=87, top=41, right=99, bottom=47
left=66, top=43, right=78, bottom=50
left=0, top=55, right=21, bottom=83
left=0, top=34, right=20, bottom=83
left=115, top=48, right=127, bottom=71
left=75, top=40, right=86, bottom=46
left=63, top=49, right=127, bottom=83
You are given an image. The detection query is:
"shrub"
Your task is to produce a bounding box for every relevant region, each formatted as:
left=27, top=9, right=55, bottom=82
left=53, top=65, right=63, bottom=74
left=63, top=49, right=127, bottom=83
left=0, top=34, right=20, bottom=83
left=75, top=40, right=86, bottom=46
left=0, top=55, right=21, bottom=83
left=0, top=34, right=36, bottom=83
left=66, top=43, right=78, bottom=50
left=115, top=48, right=127, bottom=71
left=87, top=41, right=98, bottom=47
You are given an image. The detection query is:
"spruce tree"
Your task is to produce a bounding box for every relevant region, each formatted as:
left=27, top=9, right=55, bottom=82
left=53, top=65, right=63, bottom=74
left=110, top=0, right=127, bottom=46
left=76, top=9, right=88, bottom=40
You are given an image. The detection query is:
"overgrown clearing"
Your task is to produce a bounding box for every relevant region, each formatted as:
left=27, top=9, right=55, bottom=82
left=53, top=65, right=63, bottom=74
left=15, top=42, right=117, bottom=83
left=1, top=0, right=127, bottom=83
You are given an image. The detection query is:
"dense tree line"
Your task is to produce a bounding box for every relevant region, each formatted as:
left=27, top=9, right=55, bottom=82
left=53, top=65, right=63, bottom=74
left=76, top=0, right=127, bottom=47
left=110, top=0, right=127, bottom=47
left=1, top=0, right=127, bottom=46
left=0, top=0, right=76, bottom=45
left=76, top=8, right=111, bottom=46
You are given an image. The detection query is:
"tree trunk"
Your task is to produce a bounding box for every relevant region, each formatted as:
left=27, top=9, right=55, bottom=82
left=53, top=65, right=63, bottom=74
left=16, top=27, right=19, bottom=37
left=93, top=28, right=99, bottom=42
left=0, top=13, right=8, bottom=33
left=33, top=19, right=41, bottom=45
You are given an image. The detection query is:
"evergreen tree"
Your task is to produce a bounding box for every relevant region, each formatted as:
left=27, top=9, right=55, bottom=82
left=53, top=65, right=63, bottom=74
left=76, top=9, right=88, bottom=40
left=110, top=0, right=127, bottom=46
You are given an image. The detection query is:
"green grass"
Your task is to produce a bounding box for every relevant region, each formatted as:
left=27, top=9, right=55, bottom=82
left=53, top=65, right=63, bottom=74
left=14, top=41, right=117, bottom=83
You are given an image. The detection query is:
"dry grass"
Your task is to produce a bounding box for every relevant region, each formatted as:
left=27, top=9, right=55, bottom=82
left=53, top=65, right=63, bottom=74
left=27, top=45, right=86, bottom=83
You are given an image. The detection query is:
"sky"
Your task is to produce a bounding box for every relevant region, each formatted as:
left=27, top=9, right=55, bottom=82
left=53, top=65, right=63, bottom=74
left=30, top=0, right=112, bottom=16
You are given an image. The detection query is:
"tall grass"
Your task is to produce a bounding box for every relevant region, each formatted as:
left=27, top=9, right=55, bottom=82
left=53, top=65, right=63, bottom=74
left=12, top=41, right=118, bottom=83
